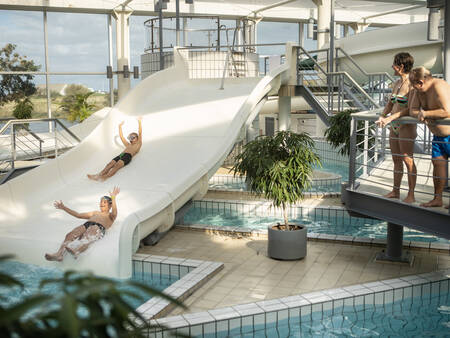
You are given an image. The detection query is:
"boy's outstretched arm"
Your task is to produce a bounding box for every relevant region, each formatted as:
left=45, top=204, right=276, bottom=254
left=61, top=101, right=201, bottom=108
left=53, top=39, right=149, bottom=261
left=109, top=186, right=120, bottom=222
left=54, top=200, right=94, bottom=219
left=137, top=117, right=143, bottom=140
left=118, top=121, right=129, bottom=146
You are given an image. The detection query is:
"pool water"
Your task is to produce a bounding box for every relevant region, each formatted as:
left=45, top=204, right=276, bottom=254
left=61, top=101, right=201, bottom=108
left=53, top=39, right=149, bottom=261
left=183, top=207, right=450, bottom=244
left=219, top=292, right=450, bottom=337
left=209, top=161, right=349, bottom=193
left=0, top=261, right=178, bottom=310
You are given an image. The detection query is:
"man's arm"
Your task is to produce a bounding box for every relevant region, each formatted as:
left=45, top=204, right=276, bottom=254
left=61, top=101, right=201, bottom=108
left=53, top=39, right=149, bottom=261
left=54, top=201, right=94, bottom=219
left=109, top=186, right=120, bottom=222
left=419, top=83, right=450, bottom=120
left=409, top=90, right=421, bottom=119
left=118, top=122, right=129, bottom=147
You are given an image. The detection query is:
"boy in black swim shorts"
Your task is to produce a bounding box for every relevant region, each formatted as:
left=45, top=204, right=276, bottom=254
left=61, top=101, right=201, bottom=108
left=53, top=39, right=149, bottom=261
left=88, top=117, right=142, bottom=181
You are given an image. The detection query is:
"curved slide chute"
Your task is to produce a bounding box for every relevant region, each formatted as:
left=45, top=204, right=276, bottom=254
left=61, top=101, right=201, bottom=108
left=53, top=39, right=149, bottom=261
left=0, top=47, right=291, bottom=278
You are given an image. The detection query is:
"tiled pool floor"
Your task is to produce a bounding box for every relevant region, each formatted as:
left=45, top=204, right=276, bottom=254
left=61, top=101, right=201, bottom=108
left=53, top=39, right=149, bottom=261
left=138, top=228, right=450, bottom=316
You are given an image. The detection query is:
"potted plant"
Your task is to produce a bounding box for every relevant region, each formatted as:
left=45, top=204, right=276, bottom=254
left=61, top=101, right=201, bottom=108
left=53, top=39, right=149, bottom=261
left=232, top=131, right=321, bottom=260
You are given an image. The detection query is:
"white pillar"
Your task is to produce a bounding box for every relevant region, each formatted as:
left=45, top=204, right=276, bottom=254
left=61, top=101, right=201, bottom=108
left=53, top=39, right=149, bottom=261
left=246, top=117, right=259, bottom=143
left=298, top=22, right=304, bottom=46
left=113, top=8, right=132, bottom=100
left=314, top=0, right=331, bottom=49
left=278, top=96, right=291, bottom=131
left=183, top=17, right=188, bottom=46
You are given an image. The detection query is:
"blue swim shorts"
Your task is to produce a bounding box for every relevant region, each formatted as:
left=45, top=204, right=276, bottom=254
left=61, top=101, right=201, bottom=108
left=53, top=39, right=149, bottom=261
left=431, top=135, right=450, bottom=158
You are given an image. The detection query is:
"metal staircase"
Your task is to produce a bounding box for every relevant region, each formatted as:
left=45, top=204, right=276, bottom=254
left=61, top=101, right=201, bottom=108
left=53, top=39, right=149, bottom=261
left=295, top=46, right=381, bottom=124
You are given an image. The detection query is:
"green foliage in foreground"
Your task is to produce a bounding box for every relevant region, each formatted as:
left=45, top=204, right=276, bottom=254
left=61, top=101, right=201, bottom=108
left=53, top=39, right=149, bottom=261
left=0, top=255, right=185, bottom=337
left=13, top=97, right=33, bottom=120
left=232, top=131, right=321, bottom=228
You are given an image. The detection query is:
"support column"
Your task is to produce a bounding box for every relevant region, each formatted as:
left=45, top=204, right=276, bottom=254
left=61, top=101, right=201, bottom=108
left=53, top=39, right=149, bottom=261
left=183, top=17, right=188, bottom=46
left=175, top=0, right=181, bottom=46
left=107, top=14, right=114, bottom=107
left=278, top=86, right=293, bottom=132
left=376, top=222, right=413, bottom=264
left=246, top=117, right=259, bottom=143
left=444, top=3, right=450, bottom=81
left=112, top=7, right=132, bottom=101
left=313, top=0, right=330, bottom=137
left=278, top=96, right=291, bottom=131
left=43, top=11, right=51, bottom=122
left=298, top=22, right=304, bottom=47
left=314, top=0, right=330, bottom=49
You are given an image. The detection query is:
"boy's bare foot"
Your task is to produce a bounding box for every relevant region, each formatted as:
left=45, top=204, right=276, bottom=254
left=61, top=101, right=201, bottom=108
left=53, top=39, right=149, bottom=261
left=384, top=191, right=400, bottom=199
left=45, top=253, right=63, bottom=262
left=420, top=198, right=443, bottom=207
left=402, top=195, right=415, bottom=204
left=87, top=174, right=98, bottom=181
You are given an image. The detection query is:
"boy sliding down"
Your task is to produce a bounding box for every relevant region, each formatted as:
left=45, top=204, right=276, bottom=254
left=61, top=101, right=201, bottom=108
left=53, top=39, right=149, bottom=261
left=45, top=187, right=120, bottom=261
left=88, top=117, right=142, bottom=181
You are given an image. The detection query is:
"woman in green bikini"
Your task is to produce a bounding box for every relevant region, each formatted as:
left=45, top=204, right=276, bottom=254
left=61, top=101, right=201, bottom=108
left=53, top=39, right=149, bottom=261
left=376, top=53, right=417, bottom=203
left=88, top=117, right=142, bottom=181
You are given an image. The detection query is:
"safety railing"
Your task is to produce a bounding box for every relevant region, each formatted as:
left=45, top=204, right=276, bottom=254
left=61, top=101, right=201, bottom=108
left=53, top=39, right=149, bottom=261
left=0, top=118, right=80, bottom=174
left=348, top=111, right=450, bottom=213
left=296, top=46, right=380, bottom=115
left=335, top=47, right=394, bottom=106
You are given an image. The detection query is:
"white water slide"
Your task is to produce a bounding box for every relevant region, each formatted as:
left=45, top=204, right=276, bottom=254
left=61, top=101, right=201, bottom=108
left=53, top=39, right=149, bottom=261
left=0, top=47, right=291, bottom=278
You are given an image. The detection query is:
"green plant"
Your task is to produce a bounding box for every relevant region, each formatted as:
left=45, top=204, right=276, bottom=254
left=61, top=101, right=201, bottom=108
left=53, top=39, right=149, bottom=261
left=0, top=255, right=185, bottom=337
left=232, top=131, right=321, bottom=228
left=324, top=109, right=355, bottom=157
left=324, top=109, right=375, bottom=157
left=60, top=92, right=95, bottom=122
left=13, top=97, right=33, bottom=120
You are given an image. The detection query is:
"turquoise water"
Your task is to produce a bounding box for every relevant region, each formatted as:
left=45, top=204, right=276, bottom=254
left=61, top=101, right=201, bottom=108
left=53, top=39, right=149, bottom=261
left=209, top=161, right=348, bottom=193
left=0, top=261, right=178, bottom=310
left=213, top=292, right=450, bottom=337
left=184, top=207, right=450, bottom=243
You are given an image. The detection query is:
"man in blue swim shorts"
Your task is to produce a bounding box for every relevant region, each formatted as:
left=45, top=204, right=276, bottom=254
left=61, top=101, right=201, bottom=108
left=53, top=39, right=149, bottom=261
left=410, top=67, right=450, bottom=208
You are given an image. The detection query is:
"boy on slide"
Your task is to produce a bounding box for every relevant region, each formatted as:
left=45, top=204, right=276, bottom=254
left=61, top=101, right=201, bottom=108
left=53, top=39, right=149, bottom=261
left=88, top=117, right=142, bottom=181
left=45, top=187, right=120, bottom=261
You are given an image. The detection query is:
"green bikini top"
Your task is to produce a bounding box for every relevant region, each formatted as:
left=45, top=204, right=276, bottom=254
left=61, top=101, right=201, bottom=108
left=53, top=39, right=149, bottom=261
left=390, top=94, right=408, bottom=107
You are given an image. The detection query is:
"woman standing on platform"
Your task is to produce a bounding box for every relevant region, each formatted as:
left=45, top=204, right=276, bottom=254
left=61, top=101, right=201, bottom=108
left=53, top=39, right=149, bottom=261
left=376, top=52, right=417, bottom=203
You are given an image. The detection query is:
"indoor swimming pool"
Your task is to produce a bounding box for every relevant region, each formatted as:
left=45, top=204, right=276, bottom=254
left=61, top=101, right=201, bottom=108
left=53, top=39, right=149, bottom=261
left=0, top=260, right=179, bottom=310
left=183, top=200, right=450, bottom=244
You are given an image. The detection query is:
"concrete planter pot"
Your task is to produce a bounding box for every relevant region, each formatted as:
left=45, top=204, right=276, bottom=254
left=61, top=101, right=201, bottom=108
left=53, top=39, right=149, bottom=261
left=267, top=224, right=307, bottom=260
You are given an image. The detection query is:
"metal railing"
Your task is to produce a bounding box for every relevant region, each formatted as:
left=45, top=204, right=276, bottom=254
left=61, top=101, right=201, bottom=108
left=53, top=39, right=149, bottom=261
left=296, top=46, right=380, bottom=115
left=335, top=47, right=394, bottom=106
left=0, top=118, right=80, bottom=174
left=348, top=111, right=450, bottom=213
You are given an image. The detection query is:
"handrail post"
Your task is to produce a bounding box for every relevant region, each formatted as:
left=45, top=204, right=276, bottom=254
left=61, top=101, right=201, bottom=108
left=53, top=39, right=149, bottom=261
left=363, top=120, right=369, bottom=176
left=54, top=120, right=58, bottom=158
left=10, top=124, right=15, bottom=170
left=349, top=116, right=357, bottom=189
